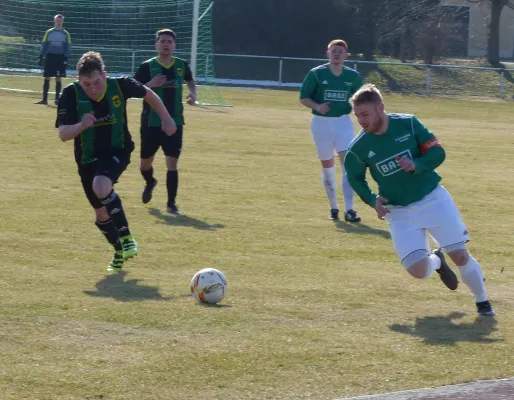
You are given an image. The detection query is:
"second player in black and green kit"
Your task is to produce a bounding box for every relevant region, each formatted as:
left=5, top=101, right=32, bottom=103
left=134, top=28, right=197, bottom=215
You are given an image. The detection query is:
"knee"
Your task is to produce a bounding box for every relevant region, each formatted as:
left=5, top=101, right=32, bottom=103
left=165, top=156, right=178, bottom=171
left=406, top=259, right=429, bottom=279
left=92, top=176, right=113, bottom=199
left=140, top=157, right=153, bottom=171
left=448, top=249, right=469, bottom=267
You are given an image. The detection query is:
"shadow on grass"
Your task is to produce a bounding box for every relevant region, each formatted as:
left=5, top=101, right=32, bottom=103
left=390, top=312, right=501, bottom=345
left=84, top=271, right=181, bottom=302
left=148, top=207, right=225, bottom=231
left=333, top=220, right=391, bottom=239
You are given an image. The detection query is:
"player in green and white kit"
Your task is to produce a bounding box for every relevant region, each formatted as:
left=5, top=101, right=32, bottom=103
left=300, top=39, right=363, bottom=222
left=344, top=84, right=495, bottom=317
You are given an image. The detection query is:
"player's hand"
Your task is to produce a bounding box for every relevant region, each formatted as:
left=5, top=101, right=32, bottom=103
left=38, top=55, right=43, bottom=67
left=374, top=196, right=390, bottom=220
left=80, top=112, right=96, bottom=131
left=186, top=93, right=196, bottom=106
left=161, top=116, right=177, bottom=136
left=315, top=102, right=330, bottom=115
left=396, top=156, right=416, bottom=172
left=148, top=74, right=167, bottom=88
left=63, top=55, right=68, bottom=69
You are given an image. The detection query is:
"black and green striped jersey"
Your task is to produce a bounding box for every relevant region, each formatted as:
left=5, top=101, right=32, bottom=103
left=56, top=77, right=147, bottom=165
left=134, top=56, right=193, bottom=127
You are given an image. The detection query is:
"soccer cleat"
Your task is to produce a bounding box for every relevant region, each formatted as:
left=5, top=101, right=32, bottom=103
left=344, top=209, right=361, bottom=223
left=329, top=209, right=339, bottom=220
left=142, top=179, right=158, bottom=204
left=433, top=249, right=459, bottom=290
left=167, top=203, right=181, bottom=215
left=34, top=99, right=47, bottom=105
left=476, top=300, right=496, bottom=317
left=107, top=250, right=124, bottom=273
left=121, top=235, right=138, bottom=260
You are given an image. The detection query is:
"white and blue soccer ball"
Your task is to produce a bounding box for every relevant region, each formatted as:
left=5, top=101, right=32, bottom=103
left=190, top=268, right=227, bottom=305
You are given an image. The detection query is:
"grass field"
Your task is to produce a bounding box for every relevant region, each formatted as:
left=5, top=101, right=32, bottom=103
left=1, top=86, right=514, bottom=400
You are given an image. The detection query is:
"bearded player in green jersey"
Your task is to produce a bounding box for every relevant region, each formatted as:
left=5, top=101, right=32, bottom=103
left=134, top=29, right=197, bottom=215
left=344, top=84, right=495, bottom=317
left=56, top=51, right=177, bottom=273
left=300, top=39, right=363, bottom=222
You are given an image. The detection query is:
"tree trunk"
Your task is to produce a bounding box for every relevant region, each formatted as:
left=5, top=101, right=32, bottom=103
left=487, top=0, right=506, bottom=65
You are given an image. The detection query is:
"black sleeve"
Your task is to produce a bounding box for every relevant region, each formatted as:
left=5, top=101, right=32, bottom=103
left=184, top=61, right=194, bottom=81
left=55, top=85, right=79, bottom=127
left=133, top=62, right=151, bottom=85
left=117, top=76, right=148, bottom=100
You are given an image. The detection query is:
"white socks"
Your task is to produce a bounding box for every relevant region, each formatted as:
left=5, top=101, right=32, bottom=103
left=459, top=256, right=488, bottom=303
left=322, top=167, right=338, bottom=209
left=341, top=166, right=354, bottom=212
left=423, top=253, right=441, bottom=279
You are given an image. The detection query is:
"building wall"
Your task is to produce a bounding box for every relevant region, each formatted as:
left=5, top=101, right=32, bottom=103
left=443, top=0, right=514, bottom=58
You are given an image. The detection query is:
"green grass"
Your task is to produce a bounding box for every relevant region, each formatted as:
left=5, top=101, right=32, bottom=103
left=1, top=88, right=514, bottom=400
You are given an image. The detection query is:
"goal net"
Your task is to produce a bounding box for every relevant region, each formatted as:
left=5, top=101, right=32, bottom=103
left=0, top=0, right=230, bottom=106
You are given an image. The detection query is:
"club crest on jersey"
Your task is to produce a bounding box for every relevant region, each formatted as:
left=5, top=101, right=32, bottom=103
left=376, top=150, right=412, bottom=176
left=112, top=95, right=121, bottom=107
left=324, top=90, right=348, bottom=102
left=177, top=68, right=183, bottom=76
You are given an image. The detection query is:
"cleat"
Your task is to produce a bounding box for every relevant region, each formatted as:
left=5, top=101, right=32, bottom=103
left=167, top=203, right=181, bottom=215
left=433, top=249, right=458, bottom=290
left=329, top=209, right=339, bottom=220
left=344, top=209, right=361, bottom=223
left=142, top=179, right=157, bottom=204
left=34, top=99, right=47, bottom=105
left=107, top=250, right=124, bottom=273
left=476, top=300, right=496, bottom=317
left=121, top=235, right=138, bottom=260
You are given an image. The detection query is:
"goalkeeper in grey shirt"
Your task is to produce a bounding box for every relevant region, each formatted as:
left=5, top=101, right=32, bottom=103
left=35, top=14, right=71, bottom=105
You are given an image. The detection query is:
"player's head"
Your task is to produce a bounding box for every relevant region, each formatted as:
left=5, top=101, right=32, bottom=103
left=326, top=39, right=349, bottom=66
left=54, top=14, right=64, bottom=29
left=155, top=29, right=176, bottom=57
left=77, top=52, right=107, bottom=101
left=351, top=84, right=386, bottom=133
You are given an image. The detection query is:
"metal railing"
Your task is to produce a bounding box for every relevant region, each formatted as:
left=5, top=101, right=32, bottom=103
left=1, top=41, right=514, bottom=98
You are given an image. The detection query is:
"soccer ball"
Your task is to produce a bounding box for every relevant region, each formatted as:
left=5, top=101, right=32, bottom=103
left=190, top=268, right=227, bottom=305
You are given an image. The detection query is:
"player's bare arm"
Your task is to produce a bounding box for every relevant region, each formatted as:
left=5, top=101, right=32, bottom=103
left=58, top=112, right=95, bottom=141
left=143, top=86, right=177, bottom=135
left=300, top=98, right=330, bottom=115
left=186, top=79, right=197, bottom=105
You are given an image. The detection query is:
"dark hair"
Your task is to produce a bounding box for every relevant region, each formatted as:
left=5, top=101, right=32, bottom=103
left=156, top=29, right=176, bottom=40
left=77, top=51, right=105, bottom=76
left=350, top=84, right=384, bottom=106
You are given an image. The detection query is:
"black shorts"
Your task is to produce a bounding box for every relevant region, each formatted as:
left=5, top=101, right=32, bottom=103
left=44, top=54, right=66, bottom=78
left=140, top=126, right=183, bottom=159
left=78, top=152, right=130, bottom=209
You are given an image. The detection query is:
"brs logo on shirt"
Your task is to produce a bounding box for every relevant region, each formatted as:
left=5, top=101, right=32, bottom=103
left=324, top=90, right=348, bottom=102
left=375, top=150, right=412, bottom=176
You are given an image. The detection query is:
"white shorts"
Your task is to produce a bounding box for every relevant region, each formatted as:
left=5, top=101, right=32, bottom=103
left=310, top=114, right=355, bottom=160
left=385, top=185, right=469, bottom=261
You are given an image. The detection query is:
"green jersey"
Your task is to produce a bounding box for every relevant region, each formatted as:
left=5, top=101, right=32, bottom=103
left=344, top=114, right=445, bottom=207
left=300, top=64, right=363, bottom=117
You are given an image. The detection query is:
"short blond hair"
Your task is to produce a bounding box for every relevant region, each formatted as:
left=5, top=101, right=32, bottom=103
left=350, top=84, right=384, bottom=106
left=54, top=14, right=64, bottom=19
left=327, top=39, right=348, bottom=51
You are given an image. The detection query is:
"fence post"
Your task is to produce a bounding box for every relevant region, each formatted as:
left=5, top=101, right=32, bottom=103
left=131, top=51, right=135, bottom=75
left=426, top=66, right=431, bottom=96
left=500, top=69, right=505, bottom=98
left=354, top=62, right=358, bottom=71
left=278, top=58, right=283, bottom=86
left=205, top=55, right=209, bottom=79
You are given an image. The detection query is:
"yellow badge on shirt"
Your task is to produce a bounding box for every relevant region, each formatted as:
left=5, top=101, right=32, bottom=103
left=112, top=95, right=121, bottom=107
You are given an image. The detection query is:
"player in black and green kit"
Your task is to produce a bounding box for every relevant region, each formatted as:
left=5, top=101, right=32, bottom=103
left=344, top=84, right=495, bottom=317
left=134, top=29, right=197, bottom=215
left=56, top=51, right=177, bottom=272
